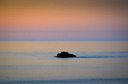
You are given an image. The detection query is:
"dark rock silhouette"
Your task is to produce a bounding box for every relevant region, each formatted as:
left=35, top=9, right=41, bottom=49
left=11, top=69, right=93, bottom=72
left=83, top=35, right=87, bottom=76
left=55, top=52, right=76, bottom=58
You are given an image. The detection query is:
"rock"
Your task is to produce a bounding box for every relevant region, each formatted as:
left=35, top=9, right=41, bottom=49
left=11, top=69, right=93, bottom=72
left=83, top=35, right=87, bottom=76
left=55, top=52, right=76, bottom=58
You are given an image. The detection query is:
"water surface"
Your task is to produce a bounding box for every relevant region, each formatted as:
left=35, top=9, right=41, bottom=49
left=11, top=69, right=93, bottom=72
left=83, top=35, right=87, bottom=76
left=0, top=41, right=128, bottom=84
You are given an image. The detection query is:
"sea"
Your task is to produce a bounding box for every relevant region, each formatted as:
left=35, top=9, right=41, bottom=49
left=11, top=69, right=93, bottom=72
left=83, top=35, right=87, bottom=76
left=0, top=41, right=128, bottom=84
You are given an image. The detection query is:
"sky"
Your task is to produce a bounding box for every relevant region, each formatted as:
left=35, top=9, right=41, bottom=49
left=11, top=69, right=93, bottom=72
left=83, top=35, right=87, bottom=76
left=0, top=0, right=128, bottom=41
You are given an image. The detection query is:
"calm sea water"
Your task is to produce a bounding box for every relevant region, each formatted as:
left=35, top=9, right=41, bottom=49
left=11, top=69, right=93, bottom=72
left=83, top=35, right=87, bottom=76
left=0, top=41, right=128, bottom=84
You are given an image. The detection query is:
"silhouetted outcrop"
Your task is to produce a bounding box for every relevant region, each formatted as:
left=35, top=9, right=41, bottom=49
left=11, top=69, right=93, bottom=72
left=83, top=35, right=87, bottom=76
left=55, top=52, right=76, bottom=58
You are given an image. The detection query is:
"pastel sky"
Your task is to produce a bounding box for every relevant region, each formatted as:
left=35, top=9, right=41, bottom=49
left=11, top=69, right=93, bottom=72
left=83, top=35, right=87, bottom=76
left=0, top=0, right=128, bottom=41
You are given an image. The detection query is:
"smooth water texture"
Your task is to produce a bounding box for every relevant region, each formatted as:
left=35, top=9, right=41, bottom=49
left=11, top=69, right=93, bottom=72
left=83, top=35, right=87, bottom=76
left=0, top=41, right=128, bottom=84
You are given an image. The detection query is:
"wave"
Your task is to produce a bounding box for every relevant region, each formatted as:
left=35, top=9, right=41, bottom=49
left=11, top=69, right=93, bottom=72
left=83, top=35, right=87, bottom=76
left=56, top=56, right=128, bottom=59
left=1, top=78, right=128, bottom=84
left=76, top=56, right=128, bottom=58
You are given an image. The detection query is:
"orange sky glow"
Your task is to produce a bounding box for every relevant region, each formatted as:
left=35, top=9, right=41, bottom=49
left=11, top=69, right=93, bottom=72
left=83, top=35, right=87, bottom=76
left=0, top=0, right=127, bottom=31
left=0, top=0, right=127, bottom=41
